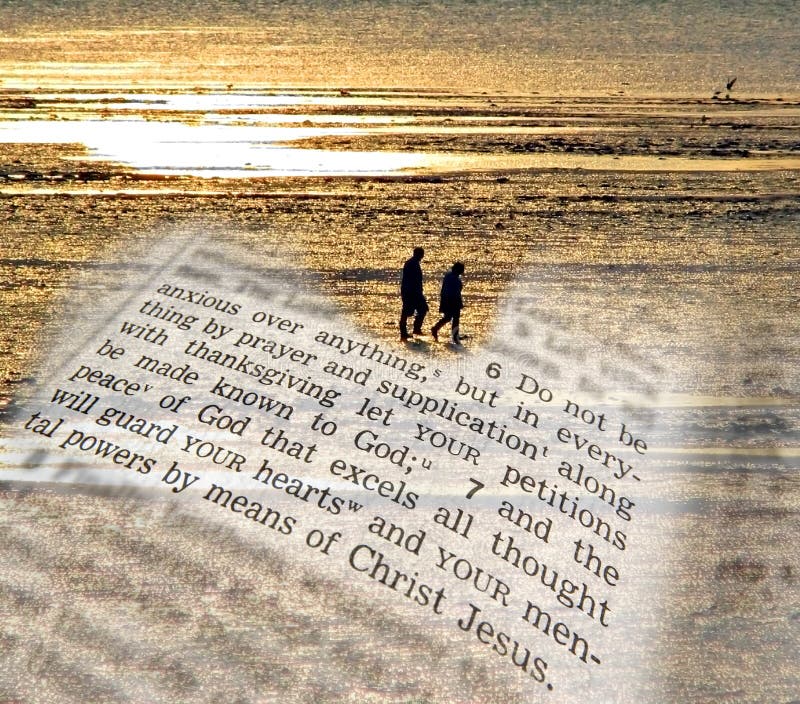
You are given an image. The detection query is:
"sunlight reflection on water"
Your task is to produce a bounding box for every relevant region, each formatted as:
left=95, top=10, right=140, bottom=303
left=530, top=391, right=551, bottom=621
left=1, top=112, right=797, bottom=177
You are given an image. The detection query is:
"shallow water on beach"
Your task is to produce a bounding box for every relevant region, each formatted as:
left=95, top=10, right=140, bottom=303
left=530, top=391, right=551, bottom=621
left=2, top=90, right=799, bottom=177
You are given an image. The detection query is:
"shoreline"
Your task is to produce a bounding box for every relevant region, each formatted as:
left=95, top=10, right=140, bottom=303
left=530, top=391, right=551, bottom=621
left=1, top=89, right=799, bottom=180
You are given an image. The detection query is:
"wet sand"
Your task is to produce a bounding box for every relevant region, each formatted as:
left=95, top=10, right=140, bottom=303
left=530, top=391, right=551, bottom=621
left=1, top=89, right=799, bottom=703
left=2, top=90, right=798, bottom=397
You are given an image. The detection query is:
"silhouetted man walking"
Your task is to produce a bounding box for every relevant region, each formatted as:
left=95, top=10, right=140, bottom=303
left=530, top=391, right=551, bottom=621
left=431, top=261, right=464, bottom=344
left=399, top=246, right=428, bottom=340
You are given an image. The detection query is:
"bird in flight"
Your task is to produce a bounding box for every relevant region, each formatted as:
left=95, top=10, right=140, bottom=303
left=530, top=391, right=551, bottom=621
left=712, top=77, right=738, bottom=100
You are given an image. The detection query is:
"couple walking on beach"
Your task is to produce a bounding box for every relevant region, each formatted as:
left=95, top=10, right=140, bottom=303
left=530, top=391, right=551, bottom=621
left=400, top=246, right=465, bottom=344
